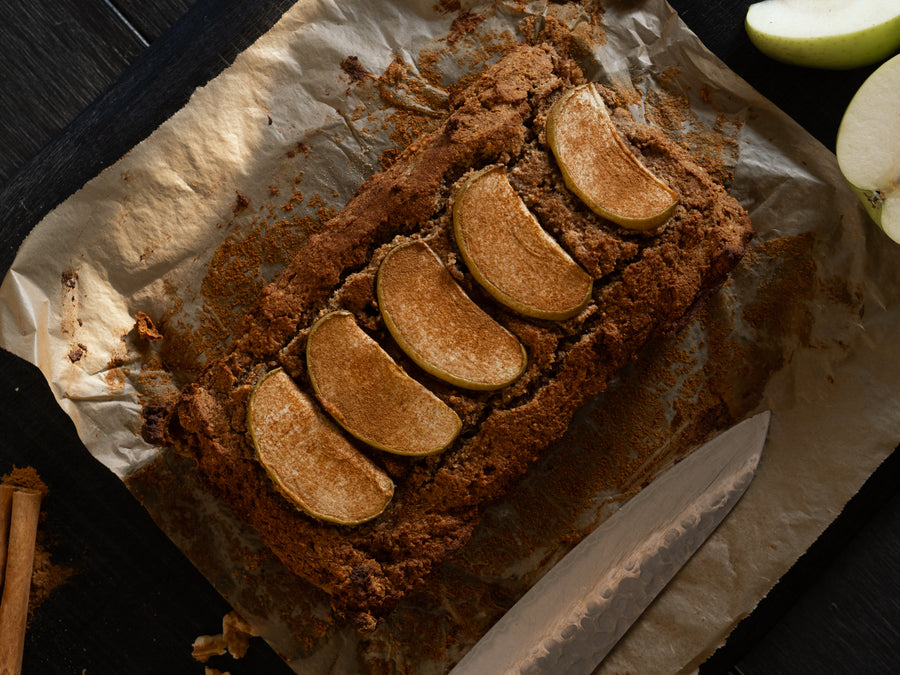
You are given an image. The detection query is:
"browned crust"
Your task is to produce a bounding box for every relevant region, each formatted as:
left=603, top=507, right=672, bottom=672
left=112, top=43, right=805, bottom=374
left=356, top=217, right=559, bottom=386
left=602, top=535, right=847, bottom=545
left=142, top=42, right=753, bottom=632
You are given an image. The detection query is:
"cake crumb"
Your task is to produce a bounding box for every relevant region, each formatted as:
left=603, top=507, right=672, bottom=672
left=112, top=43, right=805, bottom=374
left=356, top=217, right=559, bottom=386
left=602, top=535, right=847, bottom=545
left=192, top=634, right=227, bottom=662
left=222, top=610, right=259, bottom=658
left=233, top=190, right=251, bottom=215
left=133, top=312, right=163, bottom=342
left=66, top=344, right=87, bottom=363
left=192, top=611, right=260, bottom=664
left=341, top=56, right=373, bottom=84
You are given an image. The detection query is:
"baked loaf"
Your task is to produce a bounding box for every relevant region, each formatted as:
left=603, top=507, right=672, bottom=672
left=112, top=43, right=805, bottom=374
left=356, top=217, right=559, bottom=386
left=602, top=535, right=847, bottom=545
left=142, top=41, right=753, bottom=631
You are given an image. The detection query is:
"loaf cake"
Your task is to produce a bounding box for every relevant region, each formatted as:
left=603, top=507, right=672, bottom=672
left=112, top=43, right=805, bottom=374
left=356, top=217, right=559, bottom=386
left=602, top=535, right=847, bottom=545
left=141, top=39, right=753, bottom=632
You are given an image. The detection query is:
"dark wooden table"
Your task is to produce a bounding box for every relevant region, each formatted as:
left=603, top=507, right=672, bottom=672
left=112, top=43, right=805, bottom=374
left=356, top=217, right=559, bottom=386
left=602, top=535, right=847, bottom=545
left=0, top=1, right=897, bottom=673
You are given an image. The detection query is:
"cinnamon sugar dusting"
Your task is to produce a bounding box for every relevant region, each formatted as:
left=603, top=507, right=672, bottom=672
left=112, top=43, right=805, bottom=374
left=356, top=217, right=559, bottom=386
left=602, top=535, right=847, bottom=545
left=167, top=201, right=333, bottom=370
left=378, top=241, right=527, bottom=387
left=307, top=312, right=461, bottom=455
left=641, top=68, right=743, bottom=187
left=456, top=166, right=592, bottom=314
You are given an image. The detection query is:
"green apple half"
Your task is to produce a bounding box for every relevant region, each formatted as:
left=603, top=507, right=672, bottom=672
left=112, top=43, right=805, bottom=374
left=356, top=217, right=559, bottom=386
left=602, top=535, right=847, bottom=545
left=306, top=310, right=461, bottom=456
left=746, top=0, right=900, bottom=70
left=836, top=53, right=900, bottom=242
left=377, top=240, right=527, bottom=390
left=247, top=368, right=394, bottom=525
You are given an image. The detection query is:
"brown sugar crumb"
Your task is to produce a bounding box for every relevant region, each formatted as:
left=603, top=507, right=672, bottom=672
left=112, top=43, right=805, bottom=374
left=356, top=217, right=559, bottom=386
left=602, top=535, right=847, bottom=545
left=281, top=187, right=303, bottom=212
left=61, top=269, right=77, bottom=290
left=196, top=217, right=309, bottom=351
left=233, top=190, right=250, bottom=215
left=434, top=0, right=461, bottom=13
left=286, top=142, right=310, bottom=159
left=520, top=6, right=606, bottom=62
left=306, top=194, right=328, bottom=210
left=372, top=53, right=461, bottom=167
left=146, top=182, right=336, bottom=373
left=382, top=110, right=444, bottom=168
left=448, top=10, right=485, bottom=43
left=341, top=55, right=373, bottom=84
left=133, top=312, right=163, bottom=342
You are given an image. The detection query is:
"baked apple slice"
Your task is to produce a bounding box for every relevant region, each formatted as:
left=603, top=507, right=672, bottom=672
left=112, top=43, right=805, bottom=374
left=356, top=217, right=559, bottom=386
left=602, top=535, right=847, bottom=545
left=453, top=165, right=593, bottom=320
left=247, top=368, right=394, bottom=525
left=377, top=240, right=527, bottom=390
left=306, top=310, right=462, bottom=456
left=546, top=83, right=679, bottom=229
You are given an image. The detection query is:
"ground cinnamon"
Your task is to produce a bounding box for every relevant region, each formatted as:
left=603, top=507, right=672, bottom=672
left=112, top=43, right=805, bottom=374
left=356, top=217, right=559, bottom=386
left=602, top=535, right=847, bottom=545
left=0, top=488, right=41, bottom=675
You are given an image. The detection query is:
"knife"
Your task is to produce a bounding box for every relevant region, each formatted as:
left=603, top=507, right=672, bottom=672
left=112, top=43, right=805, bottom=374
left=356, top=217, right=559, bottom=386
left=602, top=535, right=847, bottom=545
left=451, top=410, right=771, bottom=675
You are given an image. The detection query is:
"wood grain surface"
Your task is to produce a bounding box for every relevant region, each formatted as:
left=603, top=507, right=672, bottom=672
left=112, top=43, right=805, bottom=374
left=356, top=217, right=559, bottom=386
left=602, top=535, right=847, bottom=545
left=0, top=1, right=897, bottom=673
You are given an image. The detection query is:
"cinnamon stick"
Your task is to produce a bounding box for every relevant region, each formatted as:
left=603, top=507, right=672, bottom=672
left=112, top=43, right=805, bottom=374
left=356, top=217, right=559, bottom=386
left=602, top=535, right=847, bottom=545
left=0, top=485, right=14, bottom=593
left=0, top=489, right=42, bottom=675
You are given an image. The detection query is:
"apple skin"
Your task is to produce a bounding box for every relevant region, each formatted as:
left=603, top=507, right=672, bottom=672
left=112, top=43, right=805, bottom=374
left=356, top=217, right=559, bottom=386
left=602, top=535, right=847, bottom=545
left=836, top=52, right=900, bottom=242
left=746, top=1, right=900, bottom=70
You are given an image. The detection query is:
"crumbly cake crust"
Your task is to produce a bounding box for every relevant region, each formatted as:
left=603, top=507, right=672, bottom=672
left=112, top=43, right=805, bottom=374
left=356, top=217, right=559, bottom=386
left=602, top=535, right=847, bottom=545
left=142, top=41, right=752, bottom=631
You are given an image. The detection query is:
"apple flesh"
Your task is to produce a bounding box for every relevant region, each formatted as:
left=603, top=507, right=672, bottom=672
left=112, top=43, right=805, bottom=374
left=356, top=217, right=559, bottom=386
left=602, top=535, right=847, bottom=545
left=247, top=368, right=394, bottom=525
left=836, top=53, right=900, bottom=242
left=746, top=0, right=900, bottom=70
left=377, top=240, right=527, bottom=390
left=546, top=84, right=679, bottom=230
left=306, top=310, right=462, bottom=456
left=453, top=165, right=593, bottom=320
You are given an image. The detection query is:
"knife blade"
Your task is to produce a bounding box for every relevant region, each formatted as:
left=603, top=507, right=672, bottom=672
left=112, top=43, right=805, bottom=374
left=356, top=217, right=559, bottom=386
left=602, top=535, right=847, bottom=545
left=451, top=410, right=771, bottom=675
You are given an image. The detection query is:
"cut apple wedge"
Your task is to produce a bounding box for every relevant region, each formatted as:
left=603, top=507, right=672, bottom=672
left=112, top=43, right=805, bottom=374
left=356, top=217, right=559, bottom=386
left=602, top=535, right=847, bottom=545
left=247, top=368, right=394, bottom=525
left=377, top=240, right=527, bottom=390
left=453, top=166, right=593, bottom=320
left=836, top=53, right=900, bottom=243
left=306, top=310, right=462, bottom=456
left=546, top=84, right=679, bottom=230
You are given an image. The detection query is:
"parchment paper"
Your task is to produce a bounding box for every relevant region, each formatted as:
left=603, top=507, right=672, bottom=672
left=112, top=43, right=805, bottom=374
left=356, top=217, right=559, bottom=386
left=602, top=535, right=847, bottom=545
left=1, top=0, right=898, bottom=672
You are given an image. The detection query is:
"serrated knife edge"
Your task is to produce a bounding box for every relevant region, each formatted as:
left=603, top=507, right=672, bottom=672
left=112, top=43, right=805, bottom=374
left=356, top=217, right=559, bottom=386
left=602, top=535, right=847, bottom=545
left=451, top=410, right=771, bottom=675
